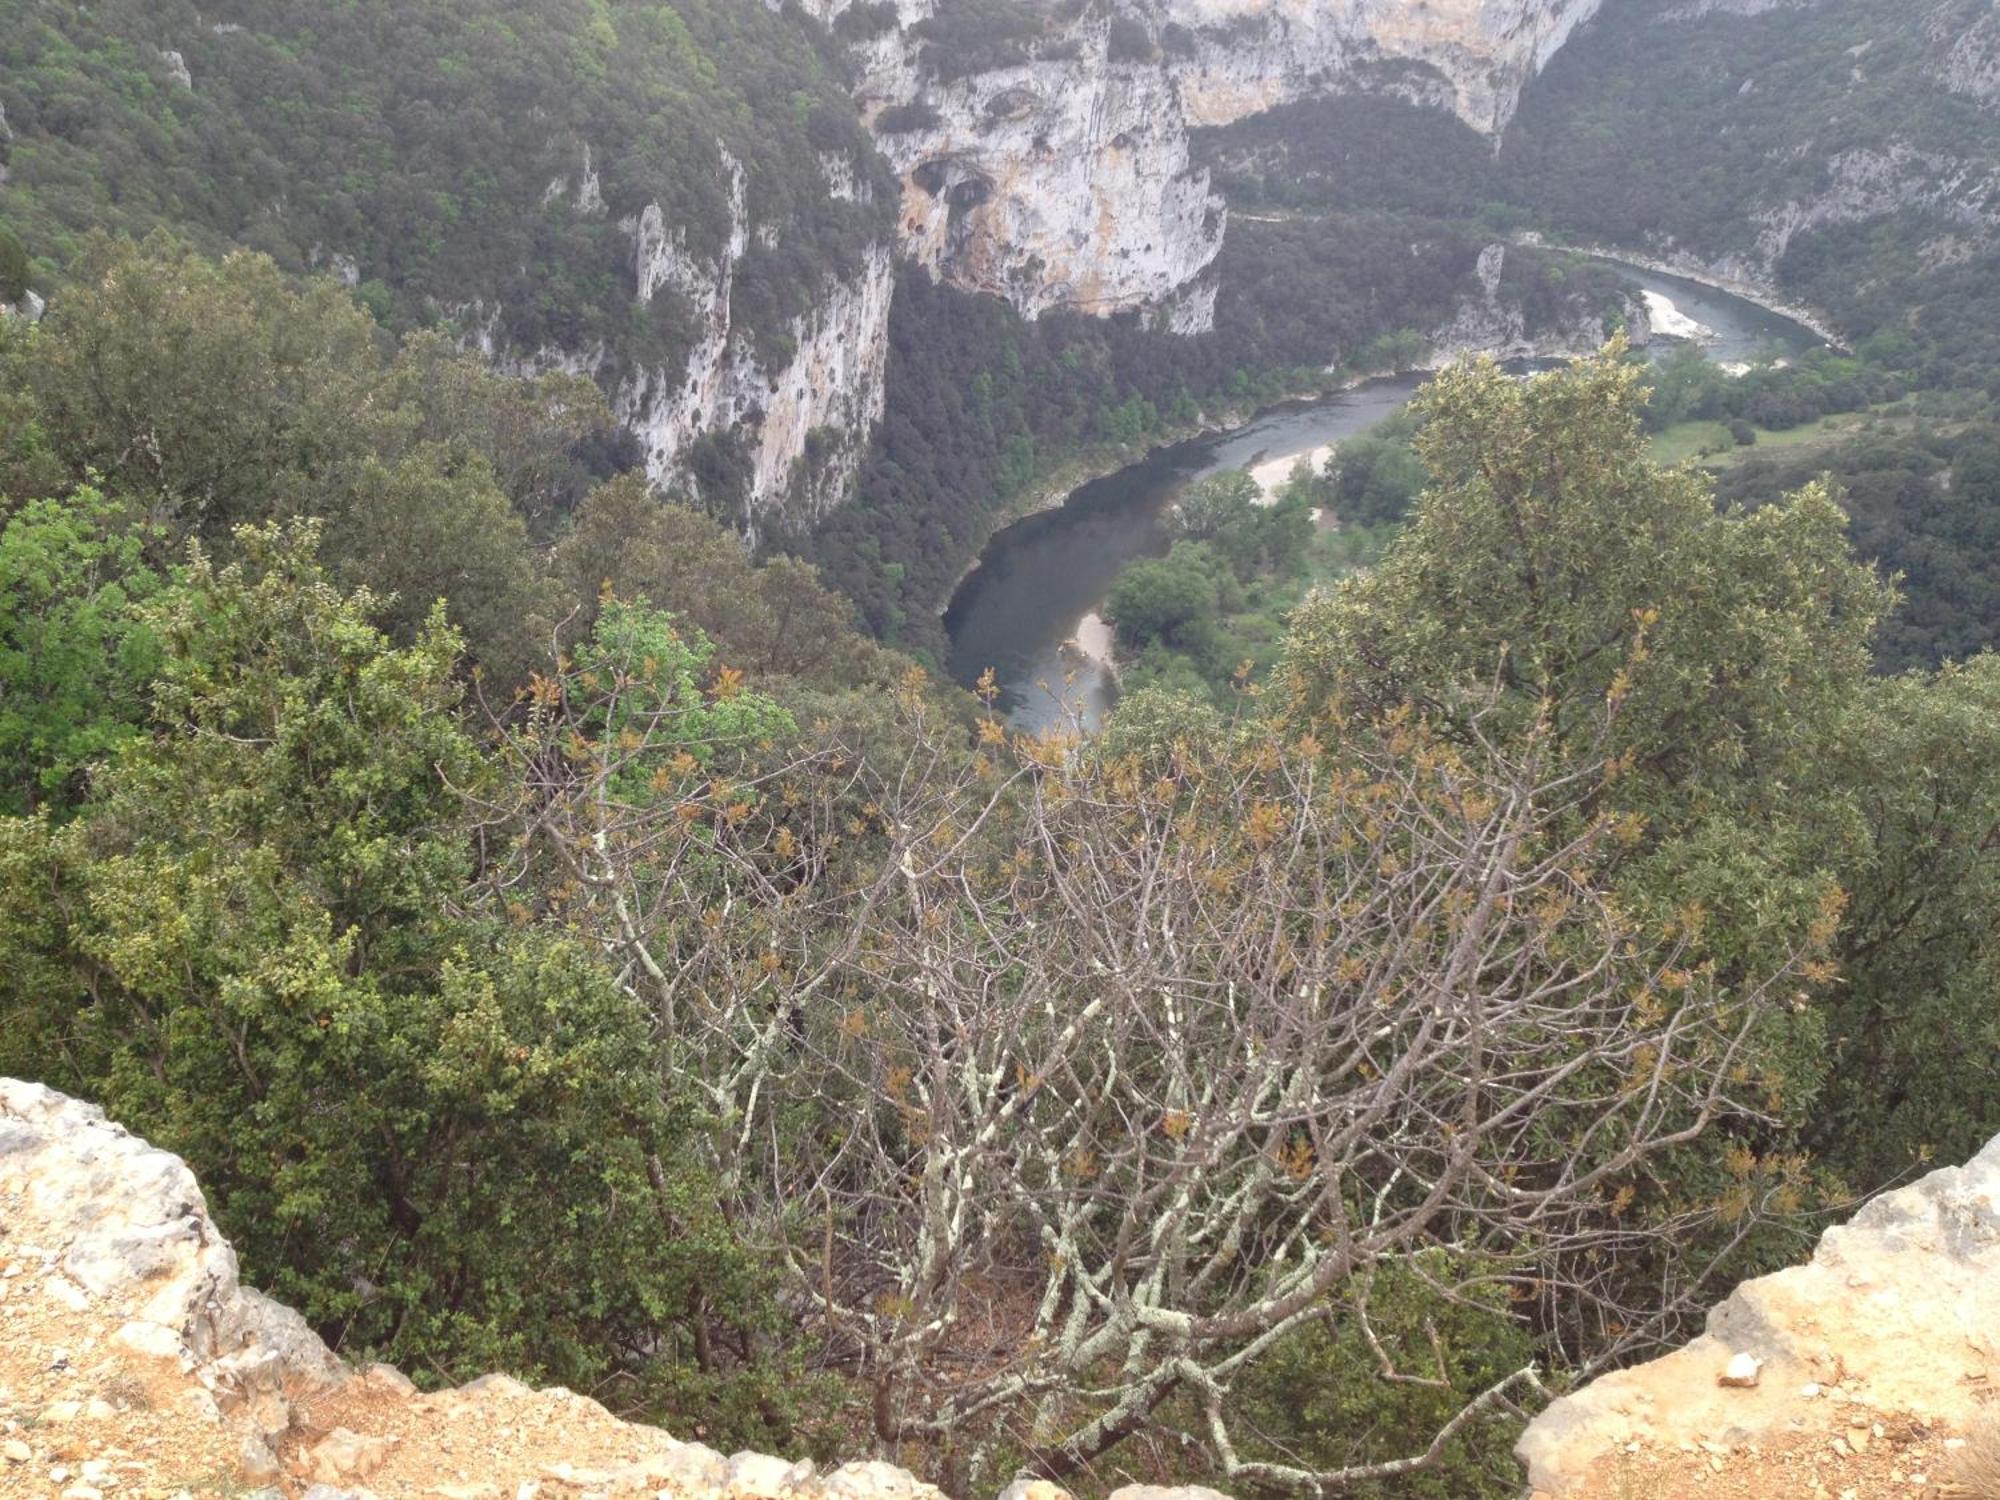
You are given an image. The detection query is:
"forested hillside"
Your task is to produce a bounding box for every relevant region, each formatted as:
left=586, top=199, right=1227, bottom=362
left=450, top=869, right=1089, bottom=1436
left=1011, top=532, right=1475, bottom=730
left=1, top=0, right=891, bottom=358
left=10, top=277, right=2000, bottom=1489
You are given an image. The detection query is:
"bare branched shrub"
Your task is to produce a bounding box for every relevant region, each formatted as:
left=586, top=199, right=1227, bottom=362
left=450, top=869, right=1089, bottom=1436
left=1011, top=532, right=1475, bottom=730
left=1950, top=1412, right=2000, bottom=1499
left=472, top=634, right=1820, bottom=1494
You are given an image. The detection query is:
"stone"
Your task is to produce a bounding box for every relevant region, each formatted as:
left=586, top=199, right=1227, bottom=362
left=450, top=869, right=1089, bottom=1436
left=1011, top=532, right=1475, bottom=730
left=239, top=1432, right=283, bottom=1483
left=1718, top=1352, right=1763, bottom=1387
left=724, top=1451, right=813, bottom=1499
left=819, top=1461, right=947, bottom=1500
left=995, top=1482, right=1072, bottom=1500
left=309, top=1429, right=397, bottom=1486
left=362, top=1362, right=419, bottom=1397
left=1519, top=1129, right=2000, bottom=1493
left=647, top=1442, right=727, bottom=1492
left=116, top=1321, right=183, bottom=1360
left=3, top=1439, right=29, bottom=1463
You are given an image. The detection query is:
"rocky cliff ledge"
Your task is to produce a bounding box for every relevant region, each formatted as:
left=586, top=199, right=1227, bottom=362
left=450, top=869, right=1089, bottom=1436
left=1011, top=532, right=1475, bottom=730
left=9, top=1075, right=1994, bottom=1500
left=1518, top=1134, right=2000, bottom=1498
left=0, top=1079, right=1225, bottom=1500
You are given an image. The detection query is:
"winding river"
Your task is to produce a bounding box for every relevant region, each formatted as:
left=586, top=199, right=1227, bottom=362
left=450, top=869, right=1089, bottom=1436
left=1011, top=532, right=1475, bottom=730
left=944, top=262, right=1825, bottom=732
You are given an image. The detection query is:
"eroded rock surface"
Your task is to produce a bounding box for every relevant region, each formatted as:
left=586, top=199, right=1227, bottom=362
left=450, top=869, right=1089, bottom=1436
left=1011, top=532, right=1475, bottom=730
left=1517, top=1134, right=2000, bottom=1496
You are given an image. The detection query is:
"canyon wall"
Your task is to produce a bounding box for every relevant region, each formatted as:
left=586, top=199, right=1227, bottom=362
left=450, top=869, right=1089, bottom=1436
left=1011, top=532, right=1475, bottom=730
left=1144, top=0, right=1605, bottom=135
left=835, top=0, right=1604, bottom=331
left=481, top=148, right=895, bottom=536
left=855, top=5, right=1227, bottom=328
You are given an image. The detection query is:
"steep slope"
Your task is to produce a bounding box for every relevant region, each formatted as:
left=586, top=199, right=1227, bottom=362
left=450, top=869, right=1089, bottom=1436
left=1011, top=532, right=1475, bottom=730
left=828, top=0, right=1605, bottom=328
left=0, top=0, right=899, bottom=528
left=1501, top=0, right=2000, bottom=353
left=847, top=0, right=1227, bottom=328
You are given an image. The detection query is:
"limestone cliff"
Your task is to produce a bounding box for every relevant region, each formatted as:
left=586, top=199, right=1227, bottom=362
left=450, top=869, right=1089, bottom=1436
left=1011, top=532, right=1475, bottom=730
left=856, top=6, right=1227, bottom=328
left=1516, top=1132, right=2000, bottom=1497
left=826, top=0, right=1605, bottom=330
left=1429, top=242, right=1651, bottom=362
left=478, top=147, right=895, bottom=535
left=1143, top=0, right=1605, bottom=135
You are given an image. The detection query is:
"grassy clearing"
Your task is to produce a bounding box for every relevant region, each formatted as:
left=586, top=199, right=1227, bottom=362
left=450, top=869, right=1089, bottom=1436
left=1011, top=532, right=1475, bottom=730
left=1649, top=404, right=1928, bottom=469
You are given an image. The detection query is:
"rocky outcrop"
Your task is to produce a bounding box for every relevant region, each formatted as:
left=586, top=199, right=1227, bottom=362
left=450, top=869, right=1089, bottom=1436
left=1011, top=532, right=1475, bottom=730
left=0, top=1078, right=347, bottom=1488
left=1143, top=0, right=1605, bottom=135
left=859, top=9, right=1226, bottom=327
left=477, top=146, right=894, bottom=534
left=1517, top=1132, right=2000, bottom=1496
left=1428, top=242, right=1650, bottom=362
left=0, top=1077, right=1235, bottom=1500
left=831, top=0, right=1610, bottom=329
left=1942, top=6, right=2000, bottom=108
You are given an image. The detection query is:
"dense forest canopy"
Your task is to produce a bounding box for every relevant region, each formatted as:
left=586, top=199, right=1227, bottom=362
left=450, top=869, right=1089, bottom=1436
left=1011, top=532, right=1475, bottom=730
left=0, top=0, right=894, bottom=367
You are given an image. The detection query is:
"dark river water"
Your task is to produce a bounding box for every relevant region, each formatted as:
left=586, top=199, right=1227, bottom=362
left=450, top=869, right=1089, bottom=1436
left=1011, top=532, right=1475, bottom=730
left=944, top=260, right=1825, bottom=732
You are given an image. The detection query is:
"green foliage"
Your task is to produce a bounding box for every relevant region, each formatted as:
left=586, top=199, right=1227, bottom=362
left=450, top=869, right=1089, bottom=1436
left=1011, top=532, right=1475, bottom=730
left=1810, top=656, right=2000, bottom=1183
left=1166, top=468, right=1312, bottom=581
left=1105, top=543, right=1223, bottom=650
left=570, top=596, right=797, bottom=794
left=1320, top=411, right=1426, bottom=526
left=557, top=473, right=880, bottom=686
left=1279, top=351, right=1895, bottom=1293
left=1715, top=415, right=2000, bottom=673
left=1501, top=0, right=2000, bottom=392
left=1286, top=350, right=1888, bottom=848
left=0, top=0, right=894, bottom=371
left=22, top=234, right=381, bottom=536
left=0, top=484, right=160, bottom=814
left=1226, top=1266, right=1536, bottom=1500
left=0, top=227, right=31, bottom=303
left=3, top=236, right=615, bottom=684
left=0, top=521, right=759, bottom=1389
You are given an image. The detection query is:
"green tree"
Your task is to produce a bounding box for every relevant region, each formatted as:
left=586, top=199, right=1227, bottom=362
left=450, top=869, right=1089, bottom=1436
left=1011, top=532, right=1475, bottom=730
left=0, top=485, right=161, bottom=813
left=319, top=448, right=555, bottom=695
left=1284, top=349, right=1888, bottom=850
left=555, top=473, right=877, bottom=684
left=1811, top=655, right=2000, bottom=1183
left=0, top=521, right=757, bottom=1390
left=0, top=227, right=31, bottom=304
left=28, top=234, right=379, bottom=539
left=1279, top=348, right=1891, bottom=1308
left=1105, top=543, right=1220, bottom=650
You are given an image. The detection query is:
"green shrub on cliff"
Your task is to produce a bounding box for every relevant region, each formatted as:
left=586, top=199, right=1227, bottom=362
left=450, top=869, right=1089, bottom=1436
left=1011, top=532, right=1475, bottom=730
left=0, top=522, right=784, bottom=1420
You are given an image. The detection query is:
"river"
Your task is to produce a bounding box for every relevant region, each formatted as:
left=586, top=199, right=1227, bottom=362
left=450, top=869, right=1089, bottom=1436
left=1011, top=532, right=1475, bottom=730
left=943, top=261, right=1826, bottom=732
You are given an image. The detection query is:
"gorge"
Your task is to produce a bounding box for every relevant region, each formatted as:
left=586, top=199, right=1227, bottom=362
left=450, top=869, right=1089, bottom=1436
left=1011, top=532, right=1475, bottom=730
left=945, top=258, right=1826, bottom=729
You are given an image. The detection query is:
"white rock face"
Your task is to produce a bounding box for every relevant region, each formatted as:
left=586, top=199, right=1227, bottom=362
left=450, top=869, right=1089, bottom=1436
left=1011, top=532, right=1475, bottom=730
left=1733, top=143, right=2000, bottom=279
left=0, top=1078, right=347, bottom=1473
left=1142, top=0, right=1605, bottom=134
left=1517, top=1130, right=2000, bottom=1493
left=836, top=0, right=1607, bottom=329
left=483, top=144, right=895, bottom=531
left=865, top=12, right=1226, bottom=327
left=1427, top=241, right=1650, bottom=362
left=1943, top=7, right=2000, bottom=107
